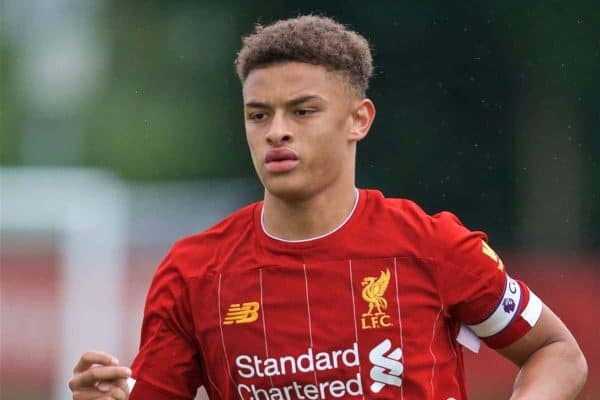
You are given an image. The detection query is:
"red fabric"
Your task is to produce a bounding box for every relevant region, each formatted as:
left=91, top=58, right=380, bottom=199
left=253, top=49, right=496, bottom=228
left=432, top=213, right=537, bottom=348
left=130, top=189, right=538, bottom=400
left=130, top=379, right=192, bottom=400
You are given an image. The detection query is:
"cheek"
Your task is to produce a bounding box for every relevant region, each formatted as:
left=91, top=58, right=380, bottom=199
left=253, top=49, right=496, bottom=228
left=308, top=129, right=348, bottom=171
left=245, top=129, right=261, bottom=158
left=316, top=114, right=351, bottom=153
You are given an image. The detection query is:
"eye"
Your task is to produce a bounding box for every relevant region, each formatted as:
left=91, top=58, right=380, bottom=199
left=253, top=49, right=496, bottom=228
left=295, top=109, right=315, bottom=117
left=248, top=112, right=268, bottom=121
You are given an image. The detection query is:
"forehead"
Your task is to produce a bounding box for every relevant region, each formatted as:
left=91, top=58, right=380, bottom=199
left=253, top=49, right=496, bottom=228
left=242, top=62, right=347, bottom=102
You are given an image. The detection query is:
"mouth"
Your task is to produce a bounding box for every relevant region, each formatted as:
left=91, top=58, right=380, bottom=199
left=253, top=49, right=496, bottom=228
left=264, top=148, right=300, bottom=173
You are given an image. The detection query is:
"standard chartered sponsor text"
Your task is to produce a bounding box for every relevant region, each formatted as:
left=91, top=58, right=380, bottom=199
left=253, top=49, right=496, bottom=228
left=237, top=374, right=363, bottom=400
left=235, top=343, right=364, bottom=399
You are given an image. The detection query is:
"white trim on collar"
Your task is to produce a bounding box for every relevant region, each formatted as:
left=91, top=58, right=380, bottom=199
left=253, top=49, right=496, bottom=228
left=261, top=188, right=360, bottom=243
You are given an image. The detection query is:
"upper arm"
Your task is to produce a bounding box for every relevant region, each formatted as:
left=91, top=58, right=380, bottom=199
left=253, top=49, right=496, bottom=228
left=129, top=252, right=203, bottom=400
left=433, top=212, right=542, bottom=348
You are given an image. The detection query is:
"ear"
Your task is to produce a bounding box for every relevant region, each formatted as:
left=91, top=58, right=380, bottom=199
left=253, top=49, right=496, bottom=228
left=348, top=98, right=376, bottom=143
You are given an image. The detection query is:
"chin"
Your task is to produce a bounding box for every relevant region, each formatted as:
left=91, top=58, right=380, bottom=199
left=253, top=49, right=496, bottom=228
left=262, top=175, right=312, bottom=201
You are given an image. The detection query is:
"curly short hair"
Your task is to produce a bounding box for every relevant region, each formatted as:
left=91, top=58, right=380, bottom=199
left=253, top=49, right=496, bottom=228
left=235, top=15, right=374, bottom=96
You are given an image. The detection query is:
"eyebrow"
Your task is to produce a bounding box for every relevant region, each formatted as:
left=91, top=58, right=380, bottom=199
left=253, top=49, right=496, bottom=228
left=245, top=95, right=325, bottom=109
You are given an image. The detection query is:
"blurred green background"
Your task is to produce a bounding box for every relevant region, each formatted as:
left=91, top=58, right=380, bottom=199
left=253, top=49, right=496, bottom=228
left=1, top=1, right=599, bottom=399
left=2, top=0, right=599, bottom=250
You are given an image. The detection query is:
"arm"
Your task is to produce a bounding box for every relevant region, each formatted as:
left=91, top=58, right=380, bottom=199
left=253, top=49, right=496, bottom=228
left=127, top=252, right=203, bottom=399
left=431, top=212, right=587, bottom=399
left=498, top=304, right=587, bottom=400
left=69, top=251, right=202, bottom=400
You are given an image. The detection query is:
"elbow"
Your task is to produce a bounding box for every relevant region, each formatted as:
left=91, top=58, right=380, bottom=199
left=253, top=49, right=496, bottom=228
left=561, top=335, right=588, bottom=395
left=563, top=339, right=588, bottom=397
left=548, top=334, right=588, bottom=396
left=573, top=349, right=588, bottom=394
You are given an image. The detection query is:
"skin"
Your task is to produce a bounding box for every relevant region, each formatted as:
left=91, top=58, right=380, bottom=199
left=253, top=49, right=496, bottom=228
left=68, top=351, right=130, bottom=400
left=500, top=304, right=587, bottom=400
left=69, top=62, right=587, bottom=399
left=243, top=62, right=375, bottom=240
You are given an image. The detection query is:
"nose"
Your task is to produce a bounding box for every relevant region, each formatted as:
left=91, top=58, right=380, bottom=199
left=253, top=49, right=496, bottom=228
left=265, top=112, right=292, bottom=146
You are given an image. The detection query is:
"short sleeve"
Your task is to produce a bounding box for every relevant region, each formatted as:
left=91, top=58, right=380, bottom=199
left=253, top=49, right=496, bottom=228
left=129, top=252, right=203, bottom=399
left=433, top=212, right=543, bottom=348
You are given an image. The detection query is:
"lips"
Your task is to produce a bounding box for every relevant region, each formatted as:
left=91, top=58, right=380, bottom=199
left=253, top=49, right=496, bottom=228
left=264, top=148, right=299, bottom=173
left=265, top=148, right=298, bottom=163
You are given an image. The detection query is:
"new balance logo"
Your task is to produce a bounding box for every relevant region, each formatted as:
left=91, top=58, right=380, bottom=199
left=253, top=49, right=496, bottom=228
left=369, top=338, right=403, bottom=393
left=224, top=302, right=260, bottom=325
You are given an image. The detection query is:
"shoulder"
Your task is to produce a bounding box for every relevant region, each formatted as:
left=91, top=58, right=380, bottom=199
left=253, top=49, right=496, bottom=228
left=378, top=191, right=478, bottom=237
left=365, top=189, right=426, bottom=216
left=167, top=202, right=259, bottom=278
left=364, top=189, right=437, bottom=237
left=363, top=189, right=483, bottom=252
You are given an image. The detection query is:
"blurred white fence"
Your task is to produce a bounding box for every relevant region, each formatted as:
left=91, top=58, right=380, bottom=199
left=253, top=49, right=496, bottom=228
left=1, top=167, right=256, bottom=400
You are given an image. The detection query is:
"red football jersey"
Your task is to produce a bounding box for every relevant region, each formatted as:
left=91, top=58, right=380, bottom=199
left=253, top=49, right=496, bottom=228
left=129, top=189, right=542, bottom=400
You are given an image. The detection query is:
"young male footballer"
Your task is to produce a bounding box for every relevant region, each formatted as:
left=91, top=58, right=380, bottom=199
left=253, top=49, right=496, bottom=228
left=69, top=15, right=587, bottom=400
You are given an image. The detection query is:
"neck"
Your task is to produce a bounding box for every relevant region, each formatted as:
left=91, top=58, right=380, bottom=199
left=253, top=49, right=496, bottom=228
left=262, top=184, right=358, bottom=241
